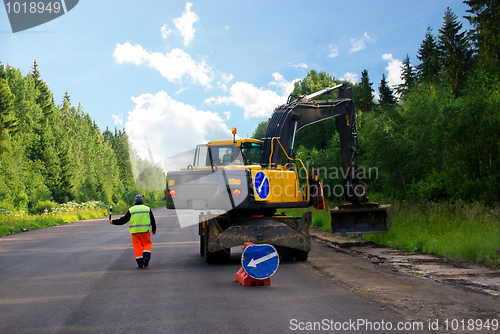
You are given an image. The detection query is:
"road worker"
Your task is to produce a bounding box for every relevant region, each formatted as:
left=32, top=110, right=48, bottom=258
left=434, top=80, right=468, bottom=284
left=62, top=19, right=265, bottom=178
left=110, top=194, right=157, bottom=268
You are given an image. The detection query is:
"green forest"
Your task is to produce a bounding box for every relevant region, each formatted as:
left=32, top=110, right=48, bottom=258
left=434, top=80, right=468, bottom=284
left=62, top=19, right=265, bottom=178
left=0, top=2, right=498, bottom=216
left=0, top=61, right=165, bottom=213
left=254, top=4, right=500, bottom=206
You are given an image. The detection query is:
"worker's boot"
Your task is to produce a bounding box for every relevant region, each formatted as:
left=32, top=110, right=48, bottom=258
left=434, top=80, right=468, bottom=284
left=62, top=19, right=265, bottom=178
left=143, top=252, right=151, bottom=268
left=136, top=258, right=144, bottom=268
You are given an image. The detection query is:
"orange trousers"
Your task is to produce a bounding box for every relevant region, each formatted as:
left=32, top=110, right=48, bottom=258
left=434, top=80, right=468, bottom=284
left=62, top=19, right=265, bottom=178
left=132, top=232, right=152, bottom=259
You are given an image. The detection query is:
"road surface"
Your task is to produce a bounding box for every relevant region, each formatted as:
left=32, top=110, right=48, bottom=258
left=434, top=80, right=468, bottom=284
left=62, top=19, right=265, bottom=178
left=0, top=207, right=423, bottom=333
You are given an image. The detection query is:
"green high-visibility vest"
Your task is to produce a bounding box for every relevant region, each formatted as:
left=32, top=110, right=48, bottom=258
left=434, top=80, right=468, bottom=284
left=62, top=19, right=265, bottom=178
left=129, top=204, right=151, bottom=234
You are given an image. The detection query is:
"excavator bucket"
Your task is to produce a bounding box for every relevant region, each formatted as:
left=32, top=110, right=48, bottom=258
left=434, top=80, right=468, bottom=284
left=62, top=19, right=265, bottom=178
left=330, top=203, right=394, bottom=235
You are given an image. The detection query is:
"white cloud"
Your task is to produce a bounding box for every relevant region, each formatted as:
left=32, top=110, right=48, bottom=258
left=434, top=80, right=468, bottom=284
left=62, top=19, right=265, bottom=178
left=223, top=111, right=231, bottom=120
left=173, top=2, right=199, bottom=46
left=328, top=45, right=339, bottom=58
left=271, top=72, right=284, bottom=81
left=340, top=72, right=359, bottom=84
left=349, top=32, right=375, bottom=53
left=161, top=24, right=173, bottom=39
left=225, top=25, right=230, bottom=30
left=113, top=42, right=213, bottom=88
left=382, top=53, right=403, bottom=89
left=175, top=87, right=187, bottom=95
left=125, top=91, right=231, bottom=169
left=217, top=82, right=228, bottom=91
left=216, top=72, right=234, bottom=91
left=205, top=73, right=297, bottom=119
left=290, top=62, right=308, bottom=69
left=269, top=72, right=297, bottom=95
left=221, top=72, right=234, bottom=83
left=111, top=113, right=123, bottom=126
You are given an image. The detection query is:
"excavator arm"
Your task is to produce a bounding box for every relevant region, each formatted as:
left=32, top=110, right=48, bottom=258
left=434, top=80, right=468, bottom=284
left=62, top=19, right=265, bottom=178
left=259, top=83, right=393, bottom=234
left=259, top=83, right=366, bottom=204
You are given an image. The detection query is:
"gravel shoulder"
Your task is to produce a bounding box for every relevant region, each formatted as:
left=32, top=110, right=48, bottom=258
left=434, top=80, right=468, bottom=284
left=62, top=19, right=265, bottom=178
left=304, top=229, right=500, bottom=333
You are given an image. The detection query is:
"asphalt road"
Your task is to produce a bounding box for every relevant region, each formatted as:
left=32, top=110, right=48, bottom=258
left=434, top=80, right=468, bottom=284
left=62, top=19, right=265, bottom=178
left=0, top=207, right=422, bottom=333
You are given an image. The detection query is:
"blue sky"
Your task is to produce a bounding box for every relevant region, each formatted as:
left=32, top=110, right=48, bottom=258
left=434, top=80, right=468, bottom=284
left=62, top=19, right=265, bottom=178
left=1, top=0, right=472, bottom=168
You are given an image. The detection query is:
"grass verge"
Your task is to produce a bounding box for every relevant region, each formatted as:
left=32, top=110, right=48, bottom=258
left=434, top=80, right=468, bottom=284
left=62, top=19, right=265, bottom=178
left=365, top=201, right=500, bottom=266
left=286, top=200, right=500, bottom=266
left=0, top=208, right=108, bottom=236
left=0, top=201, right=166, bottom=237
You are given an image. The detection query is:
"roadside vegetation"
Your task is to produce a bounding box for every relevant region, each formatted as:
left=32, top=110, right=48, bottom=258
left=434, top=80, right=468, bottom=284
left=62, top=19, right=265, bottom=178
left=0, top=61, right=165, bottom=215
left=286, top=200, right=500, bottom=266
left=365, top=201, right=500, bottom=266
left=1, top=57, right=165, bottom=235
left=0, top=200, right=166, bottom=236
left=0, top=201, right=108, bottom=236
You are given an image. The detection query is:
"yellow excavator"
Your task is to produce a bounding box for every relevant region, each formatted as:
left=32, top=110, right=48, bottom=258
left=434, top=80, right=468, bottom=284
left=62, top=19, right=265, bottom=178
left=166, top=83, right=393, bottom=262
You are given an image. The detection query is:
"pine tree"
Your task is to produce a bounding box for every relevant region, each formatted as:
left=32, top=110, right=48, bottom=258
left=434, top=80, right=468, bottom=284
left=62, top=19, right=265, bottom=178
left=0, top=79, right=16, bottom=132
left=378, top=74, right=397, bottom=108
left=0, top=64, right=17, bottom=136
left=464, top=0, right=500, bottom=69
left=0, top=61, right=6, bottom=80
left=57, top=141, right=73, bottom=202
left=358, top=69, right=375, bottom=112
left=62, top=91, right=71, bottom=112
left=29, top=60, right=41, bottom=83
left=108, top=128, right=135, bottom=191
left=36, top=81, right=54, bottom=117
left=0, top=78, right=16, bottom=152
left=416, top=27, right=441, bottom=83
left=28, top=61, right=54, bottom=117
left=396, top=55, right=417, bottom=99
left=438, top=7, right=473, bottom=97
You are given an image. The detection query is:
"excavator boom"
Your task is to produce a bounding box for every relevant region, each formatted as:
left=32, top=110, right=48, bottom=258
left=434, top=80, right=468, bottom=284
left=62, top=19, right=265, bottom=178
left=260, top=83, right=393, bottom=234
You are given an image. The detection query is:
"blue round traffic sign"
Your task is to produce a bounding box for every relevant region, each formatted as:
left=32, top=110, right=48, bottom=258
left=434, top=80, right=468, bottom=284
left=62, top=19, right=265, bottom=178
left=254, top=171, right=270, bottom=200
left=241, top=244, right=279, bottom=280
